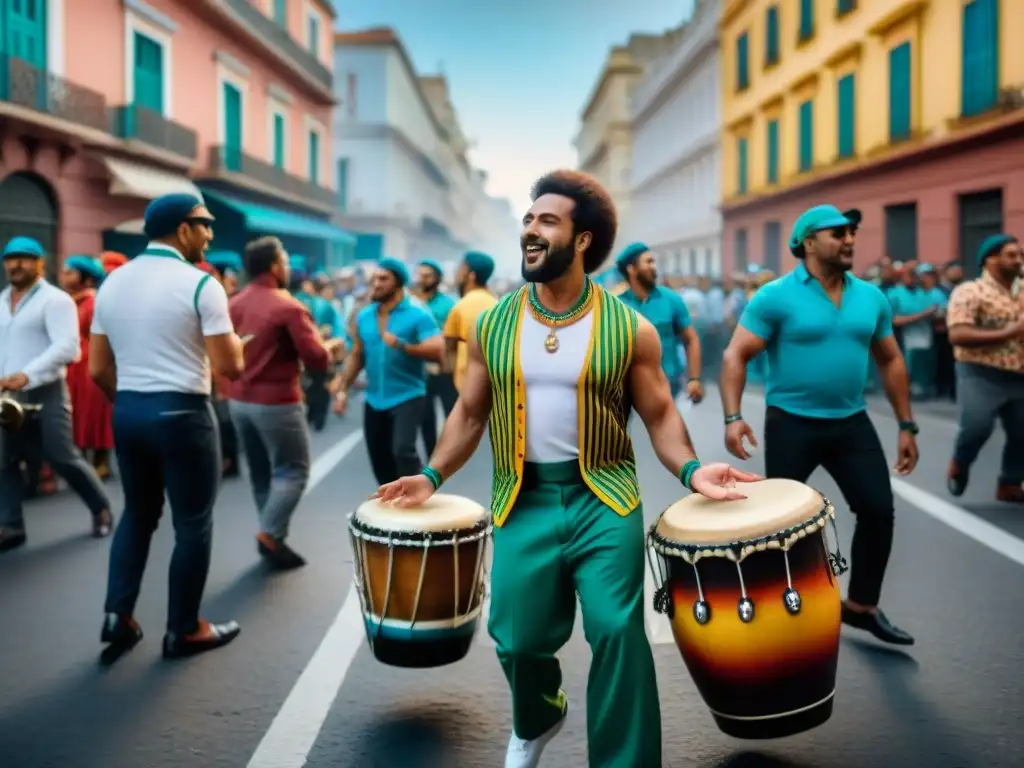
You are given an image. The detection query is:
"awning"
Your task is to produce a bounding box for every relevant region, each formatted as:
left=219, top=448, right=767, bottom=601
left=102, top=156, right=203, bottom=200
left=202, top=189, right=356, bottom=245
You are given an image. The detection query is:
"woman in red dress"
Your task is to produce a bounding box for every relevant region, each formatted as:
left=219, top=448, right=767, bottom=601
left=60, top=256, right=114, bottom=479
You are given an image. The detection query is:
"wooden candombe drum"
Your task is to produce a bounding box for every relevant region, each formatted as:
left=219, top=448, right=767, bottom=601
left=647, top=478, right=849, bottom=739
left=348, top=494, right=491, bottom=668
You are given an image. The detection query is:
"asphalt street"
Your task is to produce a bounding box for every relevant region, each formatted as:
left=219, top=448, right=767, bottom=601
left=0, top=389, right=1022, bottom=768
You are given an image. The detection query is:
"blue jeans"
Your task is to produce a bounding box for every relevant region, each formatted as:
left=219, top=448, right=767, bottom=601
left=104, top=391, right=220, bottom=635
left=229, top=400, right=311, bottom=540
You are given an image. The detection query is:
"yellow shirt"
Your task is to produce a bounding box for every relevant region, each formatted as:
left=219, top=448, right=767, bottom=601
left=444, top=288, right=498, bottom=390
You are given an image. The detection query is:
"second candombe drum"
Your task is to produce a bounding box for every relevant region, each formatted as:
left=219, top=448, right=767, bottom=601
left=348, top=494, right=491, bottom=668
left=648, top=478, right=849, bottom=739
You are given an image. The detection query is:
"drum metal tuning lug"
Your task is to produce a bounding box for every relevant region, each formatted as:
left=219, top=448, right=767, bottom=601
left=782, top=587, right=802, bottom=615
left=829, top=553, right=849, bottom=577
left=692, top=599, right=711, bottom=625
left=737, top=597, right=755, bottom=623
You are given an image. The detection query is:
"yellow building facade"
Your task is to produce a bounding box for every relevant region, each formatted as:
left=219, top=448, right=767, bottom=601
left=719, top=0, right=1024, bottom=277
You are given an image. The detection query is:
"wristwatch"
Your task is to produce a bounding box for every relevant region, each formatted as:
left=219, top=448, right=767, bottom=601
left=898, top=420, right=919, bottom=435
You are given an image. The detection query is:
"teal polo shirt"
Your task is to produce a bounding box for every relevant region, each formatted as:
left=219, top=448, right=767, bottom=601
left=424, top=292, right=456, bottom=330
left=739, top=263, right=894, bottom=419
left=618, top=285, right=692, bottom=381
left=887, top=284, right=946, bottom=349
left=355, top=297, right=440, bottom=411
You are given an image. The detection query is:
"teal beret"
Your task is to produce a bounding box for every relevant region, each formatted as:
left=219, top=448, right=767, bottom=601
left=378, top=257, right=410, bottom=286
left=615, top=242, right=649, bottom=275
left=977, top=234, right=1016, bottom=267
left=144, top=193, right=205, bottom=239
left=788, top=205, right=851, bottom=252
left=3, top=236, right=44, bottom=259
left=419, top=258, right=445, bottom=276
left=64, top=255, right=106, bottom=284
left=463, top=251, right=494, bottom=284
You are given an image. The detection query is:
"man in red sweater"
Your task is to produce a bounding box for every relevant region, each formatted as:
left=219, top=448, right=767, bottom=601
left=228, top=237, right=341, bottom=568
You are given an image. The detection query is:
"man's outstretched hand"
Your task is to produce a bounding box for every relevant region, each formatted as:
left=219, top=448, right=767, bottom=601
left=371, top=474, right=435, bottom=508
left=690, top=463, right=762, bottom=501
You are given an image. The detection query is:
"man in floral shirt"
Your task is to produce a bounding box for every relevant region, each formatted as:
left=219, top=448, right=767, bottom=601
left=945, top=234, right=1024, bottom=502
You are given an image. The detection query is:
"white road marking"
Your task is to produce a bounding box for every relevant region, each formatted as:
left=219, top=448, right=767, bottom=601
left=891, top=478, right=1024, bottom=568
left=246, top=429, right=365, bottom=768
left=246, top=585, right=363, bottom=768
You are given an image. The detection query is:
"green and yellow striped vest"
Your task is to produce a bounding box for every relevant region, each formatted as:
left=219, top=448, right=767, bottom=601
left=477, top=285, right=640, bottom=526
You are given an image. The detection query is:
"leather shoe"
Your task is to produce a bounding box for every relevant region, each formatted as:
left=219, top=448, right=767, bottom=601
left=842, top=604, right=914, bottom=645
left=162, top=619, right=240, bottom=659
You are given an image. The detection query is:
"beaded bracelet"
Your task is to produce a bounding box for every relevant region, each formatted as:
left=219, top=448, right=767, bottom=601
left=678, top=459, right=701, bottom=491
left=421, top=465, right=444, bottom=491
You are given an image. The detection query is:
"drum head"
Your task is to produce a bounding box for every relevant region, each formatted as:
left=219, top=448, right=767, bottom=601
left=354, top=493, right=489, bottom=534
left=656, top=478, right=823, bottom=547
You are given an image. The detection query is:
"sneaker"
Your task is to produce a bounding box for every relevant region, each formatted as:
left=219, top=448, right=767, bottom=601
left=504, top=698, right=568, bottom=768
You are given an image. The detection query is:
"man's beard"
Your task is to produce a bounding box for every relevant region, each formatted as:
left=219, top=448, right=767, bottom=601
left=521, top=240, right=575, bottom=284
left=638, top=273, right=657, bottom=291
left=373, top=287, right=399, bottom=303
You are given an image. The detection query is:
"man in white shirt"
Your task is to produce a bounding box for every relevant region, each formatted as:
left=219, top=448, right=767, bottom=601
left=0, top=237, right=112, bottom=552
left=89, top=193, right=245, bottom=663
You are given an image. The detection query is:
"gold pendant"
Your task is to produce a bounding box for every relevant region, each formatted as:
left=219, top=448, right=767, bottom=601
left=544, top=329, right=559, bottom=353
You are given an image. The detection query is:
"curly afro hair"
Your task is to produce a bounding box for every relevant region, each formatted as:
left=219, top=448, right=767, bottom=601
left=530, top=169, right=618, bottom=274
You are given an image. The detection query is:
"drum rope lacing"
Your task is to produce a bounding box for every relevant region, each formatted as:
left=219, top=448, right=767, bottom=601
left=645, top=498, right=849, bottom=626
left=347, top=514, right=493, bottom=647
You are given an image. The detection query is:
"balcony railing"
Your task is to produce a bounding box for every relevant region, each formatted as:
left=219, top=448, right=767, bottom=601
left=110, top=104, right=198, bottom=161
left=209, top=146, right=336, bottom=208
left=221, top=0, right=331, bottom=92
left=0, top=55, right=108, bottom=133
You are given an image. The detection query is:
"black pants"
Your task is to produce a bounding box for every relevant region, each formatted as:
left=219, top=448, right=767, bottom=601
left=364, top=397, right=426, bottom=486
left=420, top=373, right=459, bottom=457
left=763, top=407, right=894, bottom=606
left=213, top=399, right=238, bottom=475
left=105, top=391, right=220, bottom=635
left=305, top=370, right=331, bottom=431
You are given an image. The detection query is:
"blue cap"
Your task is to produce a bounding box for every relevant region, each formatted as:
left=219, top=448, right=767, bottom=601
left=977, top=234, right=1017, bottom=267
left=915, top=263, right=936, bottom=275
left=378, top=257, right=410, bottom=286
left=63, top=255, right=106, bottom=284
left=463, top=251, right=495, bottom=284
left=143, top=193, right=206, bottom=239
left=3, top=236, right=45, bottom=259
left=788, top=205, right=852, bottom=252
left=418, top=258, right=445, bottom=276
left=615, top=242, right=649, bottom=275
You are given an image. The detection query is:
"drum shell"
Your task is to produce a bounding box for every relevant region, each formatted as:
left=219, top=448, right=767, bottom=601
left=663, top=529, right=841, bottom=739
left=352, top=521, right=488, bottom=668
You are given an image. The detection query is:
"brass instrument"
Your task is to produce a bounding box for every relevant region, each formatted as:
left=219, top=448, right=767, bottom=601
left=0, top=392, right=42, bottom=431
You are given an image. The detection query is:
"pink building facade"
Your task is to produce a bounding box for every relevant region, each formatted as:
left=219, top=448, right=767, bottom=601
left=0, top=0, right=348, bottom=277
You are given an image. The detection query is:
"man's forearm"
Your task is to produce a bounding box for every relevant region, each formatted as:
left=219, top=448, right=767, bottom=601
left=646, top=407, right=699, bottom=477
left=428, top=401, right=488, bottom=480
left=403, top=342, right=443, bottom=363
left=92, top=367, right=116, bottom=402
left=719, top=352, right=748, bottom=415
left=879, top=357, right=913, bottom=422
left=335, top=354, right=363, bottom=392
left=683, top=334, right=702, bottom=380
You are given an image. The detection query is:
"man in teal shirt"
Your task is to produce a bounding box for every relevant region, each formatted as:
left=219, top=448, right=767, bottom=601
left=720, top=204, right=919, bottom=646
left=294, top=273, right=345, bottom=430
left=615, top=242, right=704, bottom=403
left=887, top=264, right=946, bottom=397
left=415, top=259, right=458, bottom=455
left=331, top=258, right=444, bottom=485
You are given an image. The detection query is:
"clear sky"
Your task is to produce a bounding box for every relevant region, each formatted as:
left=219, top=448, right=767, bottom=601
left=335, top=0, right=696, bottom=215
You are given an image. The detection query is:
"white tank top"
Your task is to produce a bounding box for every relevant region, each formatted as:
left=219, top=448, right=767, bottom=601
left=520, top=308, right=594, bottom=462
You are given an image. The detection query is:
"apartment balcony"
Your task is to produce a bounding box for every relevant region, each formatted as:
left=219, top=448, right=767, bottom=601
left=208, top=146, right=336, bottom=212
left=0, top=54, right=108, bottom=135
left=110, top=105, right=198, bottom=163
left=207, top=0, right=332, bottom=99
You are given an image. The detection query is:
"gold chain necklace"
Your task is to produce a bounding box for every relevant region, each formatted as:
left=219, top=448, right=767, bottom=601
left=526, top=280, right=595, bottom=353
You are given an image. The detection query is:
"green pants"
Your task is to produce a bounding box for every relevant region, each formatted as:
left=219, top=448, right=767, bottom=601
left=487, top=460, right=662, bottom=768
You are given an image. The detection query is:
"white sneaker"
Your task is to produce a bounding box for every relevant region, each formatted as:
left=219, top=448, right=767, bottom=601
left=504, top=706, right=567, bottom=768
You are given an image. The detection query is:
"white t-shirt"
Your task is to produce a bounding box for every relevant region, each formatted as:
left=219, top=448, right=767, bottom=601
left=91, top=244, right=233, bottom=394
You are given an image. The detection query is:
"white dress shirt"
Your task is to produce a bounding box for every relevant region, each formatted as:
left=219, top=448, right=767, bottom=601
left=92, top=243, right=233, bottom=395
left=0, top=278, right=80, bottom=390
